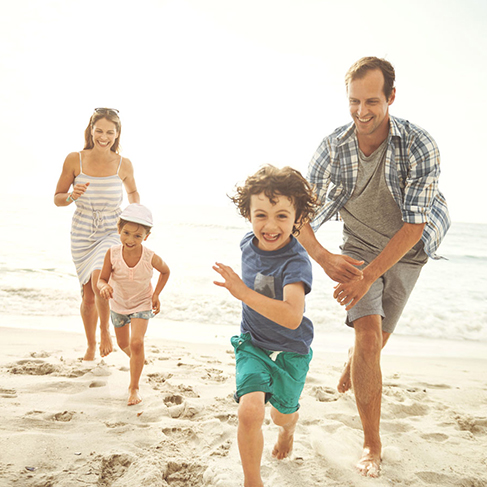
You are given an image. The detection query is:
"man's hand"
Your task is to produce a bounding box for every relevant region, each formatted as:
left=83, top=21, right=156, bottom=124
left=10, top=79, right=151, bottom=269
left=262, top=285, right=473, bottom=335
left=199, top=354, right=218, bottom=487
left=322, top=254, right=364, bottom=283
left=333, top=277, right=372, bottom=311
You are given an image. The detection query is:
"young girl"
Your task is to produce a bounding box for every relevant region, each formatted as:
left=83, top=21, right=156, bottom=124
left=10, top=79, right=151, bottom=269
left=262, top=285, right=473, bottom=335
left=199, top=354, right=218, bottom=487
left=98, top=203, right=170, bottom=406
left=213, top=165, right=318, bottom=487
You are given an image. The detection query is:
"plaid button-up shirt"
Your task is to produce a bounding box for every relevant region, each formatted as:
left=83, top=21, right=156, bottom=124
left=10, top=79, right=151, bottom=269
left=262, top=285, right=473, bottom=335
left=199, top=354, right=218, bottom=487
left=307, top=116, right=450, bottom=259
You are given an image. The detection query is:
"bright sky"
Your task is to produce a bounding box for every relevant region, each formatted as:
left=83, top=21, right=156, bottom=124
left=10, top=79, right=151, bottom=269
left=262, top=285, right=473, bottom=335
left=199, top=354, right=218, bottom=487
left=1, top=0, right=486, bottom=223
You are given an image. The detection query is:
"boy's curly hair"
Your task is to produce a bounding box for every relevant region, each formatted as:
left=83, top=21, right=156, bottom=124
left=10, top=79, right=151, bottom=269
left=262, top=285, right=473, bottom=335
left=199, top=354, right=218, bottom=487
left=230, top=165, right=318, bottom=236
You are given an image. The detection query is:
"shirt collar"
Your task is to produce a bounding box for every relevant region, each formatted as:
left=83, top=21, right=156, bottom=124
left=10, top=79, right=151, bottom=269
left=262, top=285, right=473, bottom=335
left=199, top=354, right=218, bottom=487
left=337, top=115, right=402, bottom=147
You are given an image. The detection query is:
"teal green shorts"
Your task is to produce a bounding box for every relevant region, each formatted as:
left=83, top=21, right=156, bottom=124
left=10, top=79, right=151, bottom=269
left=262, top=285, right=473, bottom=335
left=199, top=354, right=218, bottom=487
left=231, top=333, right=313, bottom=415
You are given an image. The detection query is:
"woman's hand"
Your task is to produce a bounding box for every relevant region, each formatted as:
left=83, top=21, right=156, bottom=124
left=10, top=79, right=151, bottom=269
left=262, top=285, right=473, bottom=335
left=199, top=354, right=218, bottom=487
left=71, top=182, right=90, bottom=200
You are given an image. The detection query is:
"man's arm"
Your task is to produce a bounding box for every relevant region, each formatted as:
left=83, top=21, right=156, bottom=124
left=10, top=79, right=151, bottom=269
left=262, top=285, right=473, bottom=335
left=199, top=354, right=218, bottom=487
left=333, top=222, right=426, bottom=310
left=298, top=223, right=364, bottom=283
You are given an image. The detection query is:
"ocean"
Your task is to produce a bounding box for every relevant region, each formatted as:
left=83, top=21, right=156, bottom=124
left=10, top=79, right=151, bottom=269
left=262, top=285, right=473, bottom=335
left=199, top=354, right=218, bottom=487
left=1, top=195, right=486, bottom=356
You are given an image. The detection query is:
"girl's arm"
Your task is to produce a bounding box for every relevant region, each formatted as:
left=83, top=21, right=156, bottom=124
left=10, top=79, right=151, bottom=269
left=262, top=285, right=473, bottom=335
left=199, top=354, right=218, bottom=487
left=213, top=262, right=305, bottom=330
left=97, top=250, right=114, bottom=300
left=151, top=254, right=170, bottom=315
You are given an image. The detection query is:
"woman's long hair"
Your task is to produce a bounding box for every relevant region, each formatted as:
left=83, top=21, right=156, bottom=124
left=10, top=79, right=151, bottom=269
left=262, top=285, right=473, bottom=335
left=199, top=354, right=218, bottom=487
left=83, top=108, right=122, bottom=153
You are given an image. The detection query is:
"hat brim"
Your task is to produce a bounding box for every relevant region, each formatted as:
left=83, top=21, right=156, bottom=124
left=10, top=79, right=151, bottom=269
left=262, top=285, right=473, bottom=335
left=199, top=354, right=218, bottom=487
left=122, top=216, right=153, bottom=227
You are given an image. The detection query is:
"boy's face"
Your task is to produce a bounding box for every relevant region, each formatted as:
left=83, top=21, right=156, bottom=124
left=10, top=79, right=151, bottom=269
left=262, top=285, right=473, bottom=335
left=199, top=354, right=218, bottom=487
left=249, top=192, right=296, bottom=252
left=119, top=222, right=149, bottom=252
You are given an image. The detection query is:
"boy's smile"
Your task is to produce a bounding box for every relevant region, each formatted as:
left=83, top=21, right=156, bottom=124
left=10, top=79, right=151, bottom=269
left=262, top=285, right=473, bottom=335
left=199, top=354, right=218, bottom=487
left=249, top=193, right=296, bottom=251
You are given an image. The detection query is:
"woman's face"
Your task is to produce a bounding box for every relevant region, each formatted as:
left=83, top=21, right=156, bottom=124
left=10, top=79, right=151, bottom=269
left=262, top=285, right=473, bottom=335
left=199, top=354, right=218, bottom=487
left=91, top=117, right=119, bottom=150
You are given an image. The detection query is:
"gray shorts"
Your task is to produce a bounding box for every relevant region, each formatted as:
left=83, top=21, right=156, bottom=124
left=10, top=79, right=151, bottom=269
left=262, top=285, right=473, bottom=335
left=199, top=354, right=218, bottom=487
left=343, top=250, right=424, bottom=333
left=110, top=310, right=154, bottom=328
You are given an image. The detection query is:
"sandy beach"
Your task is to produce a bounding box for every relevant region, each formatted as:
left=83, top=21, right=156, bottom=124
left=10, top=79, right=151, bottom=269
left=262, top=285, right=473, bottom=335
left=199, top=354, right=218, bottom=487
left=1, top=324, right=486, bottom=487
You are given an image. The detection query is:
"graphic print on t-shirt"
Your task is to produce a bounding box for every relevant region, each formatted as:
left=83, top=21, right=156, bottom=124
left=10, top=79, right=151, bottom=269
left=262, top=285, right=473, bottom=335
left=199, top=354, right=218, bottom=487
left=254, top=273, right=275, bottom=299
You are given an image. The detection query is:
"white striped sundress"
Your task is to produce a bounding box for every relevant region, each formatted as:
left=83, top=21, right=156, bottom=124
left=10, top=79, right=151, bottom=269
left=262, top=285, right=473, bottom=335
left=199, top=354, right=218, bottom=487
left=70, top=152, right=123, bottom=290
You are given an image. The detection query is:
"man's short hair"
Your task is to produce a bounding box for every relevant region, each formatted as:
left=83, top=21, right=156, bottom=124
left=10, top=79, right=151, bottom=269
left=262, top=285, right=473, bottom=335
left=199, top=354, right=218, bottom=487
left=345, top=57, right=395, bottom=100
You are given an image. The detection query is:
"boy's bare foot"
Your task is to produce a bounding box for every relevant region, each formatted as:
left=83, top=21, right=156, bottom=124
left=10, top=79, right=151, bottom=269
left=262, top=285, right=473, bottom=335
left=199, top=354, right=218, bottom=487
left=99, top=331, right=113, bottom=357
left=337, top=347, right=353, bottom=393
left=128, top=388, right=142, bottom=406
left=83, top=344, right=96, bottom=361
left=272, top=426, right=294, bottom=460
left=356, top=447, right=381, bottom=477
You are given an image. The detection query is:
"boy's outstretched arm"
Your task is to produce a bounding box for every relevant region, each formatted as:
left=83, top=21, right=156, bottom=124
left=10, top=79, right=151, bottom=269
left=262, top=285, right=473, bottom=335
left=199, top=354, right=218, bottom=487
left=151, top=254, right=170, bottom=315
left=213, top=262, right=305, bottom=330
left=98, top=250, right=114, bottom=300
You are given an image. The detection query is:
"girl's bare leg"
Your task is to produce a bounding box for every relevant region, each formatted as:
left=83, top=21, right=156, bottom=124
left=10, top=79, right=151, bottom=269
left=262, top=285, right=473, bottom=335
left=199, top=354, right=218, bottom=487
left=91, top=269, right=113, bottom=357
left=127, top=318, right=148, bottom=405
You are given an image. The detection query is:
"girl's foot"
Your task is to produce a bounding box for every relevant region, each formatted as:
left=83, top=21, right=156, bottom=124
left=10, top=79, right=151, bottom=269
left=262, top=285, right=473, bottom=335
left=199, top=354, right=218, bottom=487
left=100, top=330, right=113, bottom=357
left=128, top=388, right=142, bottom=406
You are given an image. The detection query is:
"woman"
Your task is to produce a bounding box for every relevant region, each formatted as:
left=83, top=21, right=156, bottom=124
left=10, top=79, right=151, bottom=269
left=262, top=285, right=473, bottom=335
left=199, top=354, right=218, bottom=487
left=54, top=108, right=140, bottom=361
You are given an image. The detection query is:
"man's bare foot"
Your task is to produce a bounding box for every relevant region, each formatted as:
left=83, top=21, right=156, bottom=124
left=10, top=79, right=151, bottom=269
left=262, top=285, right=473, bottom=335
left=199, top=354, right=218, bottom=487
left=337, top=347, right=353, bottom=393
left=128, top=388, right=142, bottom=406
left=99, top=331, right=113, bottom=357
left=272, top=426, right=294, bottom=460
left=356, top=447, right=381, bottom=477
left=83, top=344, right=96, bottom=361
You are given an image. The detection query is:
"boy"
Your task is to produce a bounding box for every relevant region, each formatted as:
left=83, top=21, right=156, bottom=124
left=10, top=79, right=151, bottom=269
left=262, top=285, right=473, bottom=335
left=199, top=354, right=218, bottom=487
left=213, top=165, right=318, bottom=487
left=98, top=203, right=170, bottom=405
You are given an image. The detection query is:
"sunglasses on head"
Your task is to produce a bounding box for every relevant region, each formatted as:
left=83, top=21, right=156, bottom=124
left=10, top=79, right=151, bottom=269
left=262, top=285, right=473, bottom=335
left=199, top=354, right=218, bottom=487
left=94, top=107, right=119, bottom=115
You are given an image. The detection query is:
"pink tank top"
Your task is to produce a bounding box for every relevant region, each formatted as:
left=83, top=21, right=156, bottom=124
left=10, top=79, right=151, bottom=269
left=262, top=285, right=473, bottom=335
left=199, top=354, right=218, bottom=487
left=109, top=244, right=155, bottom=314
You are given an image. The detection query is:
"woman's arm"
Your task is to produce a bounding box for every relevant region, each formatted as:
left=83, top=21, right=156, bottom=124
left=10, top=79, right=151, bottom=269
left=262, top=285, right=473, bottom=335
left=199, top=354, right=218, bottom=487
left=119, top=157, right=140, bottom=204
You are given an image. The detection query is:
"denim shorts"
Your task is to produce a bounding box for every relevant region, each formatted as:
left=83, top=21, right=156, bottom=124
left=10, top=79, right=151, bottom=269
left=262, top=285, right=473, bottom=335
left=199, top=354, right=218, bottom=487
left=231, top=333, right=312, bottom=415
left=110, top=310, right=154, bottom=328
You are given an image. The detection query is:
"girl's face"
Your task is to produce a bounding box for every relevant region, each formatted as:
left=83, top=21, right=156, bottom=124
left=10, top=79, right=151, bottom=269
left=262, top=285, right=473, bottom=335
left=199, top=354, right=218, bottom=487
left=119, top=222, right=149, bottom=252
left=91, top=117, right=119, bottom=151
left=249, top=192, right=296, bottom=251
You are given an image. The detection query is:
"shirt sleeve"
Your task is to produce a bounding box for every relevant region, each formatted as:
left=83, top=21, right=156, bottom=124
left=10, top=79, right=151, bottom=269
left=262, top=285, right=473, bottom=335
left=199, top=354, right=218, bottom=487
left=282, top=253, right=313, bottom=295
left=401, top=131, right=441, bottom=225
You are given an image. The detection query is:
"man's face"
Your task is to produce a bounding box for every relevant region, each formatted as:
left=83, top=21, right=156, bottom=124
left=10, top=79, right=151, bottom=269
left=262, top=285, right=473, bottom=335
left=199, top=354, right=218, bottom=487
left=348, top=69, right=395, bottom=140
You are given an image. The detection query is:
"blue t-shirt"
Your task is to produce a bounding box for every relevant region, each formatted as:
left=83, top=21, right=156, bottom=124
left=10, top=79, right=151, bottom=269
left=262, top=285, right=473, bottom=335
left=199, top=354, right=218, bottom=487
left=240, top=232, right=314, bottom=355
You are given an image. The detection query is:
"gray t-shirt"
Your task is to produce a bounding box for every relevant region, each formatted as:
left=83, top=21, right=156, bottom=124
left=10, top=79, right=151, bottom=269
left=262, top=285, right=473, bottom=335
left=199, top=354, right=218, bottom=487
left=340, top=138, right=428, bottom=265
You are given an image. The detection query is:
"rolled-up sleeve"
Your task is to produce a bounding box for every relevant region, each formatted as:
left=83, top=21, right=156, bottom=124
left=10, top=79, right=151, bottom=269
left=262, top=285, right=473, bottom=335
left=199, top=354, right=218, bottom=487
left=402, top=134, right=440, bottom=225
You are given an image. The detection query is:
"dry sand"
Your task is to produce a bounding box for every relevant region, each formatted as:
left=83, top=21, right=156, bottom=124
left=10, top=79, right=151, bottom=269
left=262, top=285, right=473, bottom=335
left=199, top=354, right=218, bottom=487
left=0, top=325, right=486, bottom=487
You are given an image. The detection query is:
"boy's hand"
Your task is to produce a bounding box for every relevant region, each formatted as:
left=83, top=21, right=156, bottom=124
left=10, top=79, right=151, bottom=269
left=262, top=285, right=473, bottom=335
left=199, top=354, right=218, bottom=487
left=100, top=284, right=113, bottom=300
left=213, top=262, right=248, bottom=300
left=152, top=295, right=161, bottom=315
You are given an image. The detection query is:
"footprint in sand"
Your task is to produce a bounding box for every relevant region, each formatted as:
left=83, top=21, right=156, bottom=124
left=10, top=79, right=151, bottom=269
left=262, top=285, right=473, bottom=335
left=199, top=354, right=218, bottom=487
left=7, top=359, right=60, bottom=376
left=420, top=432, right=449, bottom=442
left=89, top=380, right=107, bottom=388
left=147, top=372, right=174, bottom=390
left=200, top=368, right=228, bottom=383
left=49, top=410, right=76, bottom=422
left=311, top=385, right=339, bottom=402
left=163, top=393, right=202, bottom=419
left=454, top=414, right=487, bottom=435
left=0, top=387, right=17, bottom=398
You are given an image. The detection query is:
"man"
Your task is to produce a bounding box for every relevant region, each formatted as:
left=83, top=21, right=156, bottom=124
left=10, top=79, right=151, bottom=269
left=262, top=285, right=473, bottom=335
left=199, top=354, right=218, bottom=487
left=298, top=57, right=450, bottom=477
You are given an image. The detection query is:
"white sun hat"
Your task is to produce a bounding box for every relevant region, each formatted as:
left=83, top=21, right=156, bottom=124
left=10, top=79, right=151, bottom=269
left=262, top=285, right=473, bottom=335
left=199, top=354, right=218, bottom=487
left=120, top=203, right=153, bottom=227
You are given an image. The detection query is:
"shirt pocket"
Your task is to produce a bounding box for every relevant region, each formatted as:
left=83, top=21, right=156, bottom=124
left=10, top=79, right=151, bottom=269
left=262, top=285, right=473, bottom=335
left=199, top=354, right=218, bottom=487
left=254, top=273, right=276, bottom=299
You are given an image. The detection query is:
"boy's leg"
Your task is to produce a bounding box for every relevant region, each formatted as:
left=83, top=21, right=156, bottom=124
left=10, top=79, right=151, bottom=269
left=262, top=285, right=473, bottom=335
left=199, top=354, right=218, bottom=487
left=91, top=269, right=113, bottom=357
left=270, top=407, right=298, bottom=460
left=127, top=318, right=149, bottom=406
left=238, top=391, right=266, bottom=487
